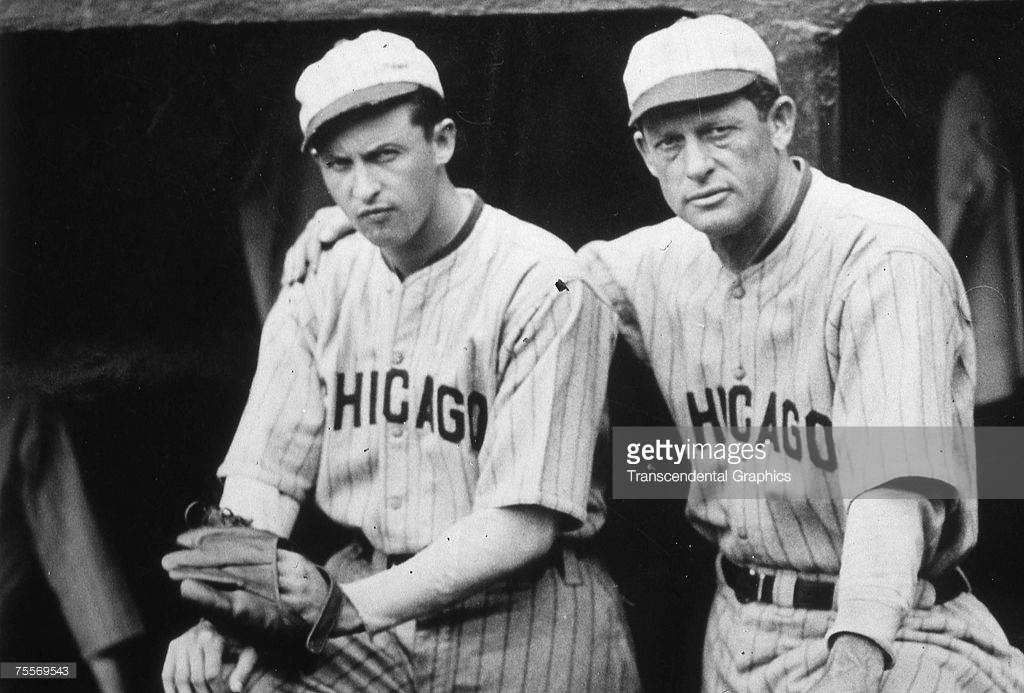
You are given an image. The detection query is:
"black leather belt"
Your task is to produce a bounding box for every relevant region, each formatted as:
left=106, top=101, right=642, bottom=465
left=721, top=556, right=967, bottom=610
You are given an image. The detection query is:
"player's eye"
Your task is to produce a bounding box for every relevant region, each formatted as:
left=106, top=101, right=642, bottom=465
left=320, top=157, right=352, bottom=172
left=372, top=148, right=402, bottom=164
left=654, top=135, right=684, bottom=157
left=706, top=126, right=735, bottom=144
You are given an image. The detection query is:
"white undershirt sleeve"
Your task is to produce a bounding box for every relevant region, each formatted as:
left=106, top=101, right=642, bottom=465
left=827, top=486, right=934, bottom=666
left=340, top=505, right=557, bottom=635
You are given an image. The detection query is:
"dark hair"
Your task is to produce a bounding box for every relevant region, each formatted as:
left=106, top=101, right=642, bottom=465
left=737, top=76, right=782, bottom=120
left=633, top=75, right=783, bottom=132
left=308, top=87, right=451, bottom=153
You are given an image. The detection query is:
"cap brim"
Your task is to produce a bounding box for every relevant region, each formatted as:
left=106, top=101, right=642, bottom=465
left=628, top=70, right=760, bottom=126
left=301, top=82, right=423, bottom=151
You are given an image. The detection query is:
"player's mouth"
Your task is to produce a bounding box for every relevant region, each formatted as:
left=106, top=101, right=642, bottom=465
left=358, top=206, right=394, bottom=223
left=686, top=188, right=729, bottom=207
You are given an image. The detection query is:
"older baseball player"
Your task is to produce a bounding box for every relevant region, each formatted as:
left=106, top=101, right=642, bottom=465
left=161, top=30, right=638, bottom=693
left=285, top=16, right=1024, bottom=693
left=580, top=15, right=1024, bottom=693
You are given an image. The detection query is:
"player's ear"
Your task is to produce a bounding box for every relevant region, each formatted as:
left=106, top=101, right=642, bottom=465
left=632, top=129, right=658, bottom=177
left=767, top=96, right=796, bottom=152
left=431, top=118, right=457, bottom=166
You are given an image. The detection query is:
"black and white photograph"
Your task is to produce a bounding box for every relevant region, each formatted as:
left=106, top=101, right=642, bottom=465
left=1, top=1, right=1023, bottom=691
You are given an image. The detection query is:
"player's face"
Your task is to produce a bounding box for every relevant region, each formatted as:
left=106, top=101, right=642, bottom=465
left=313, top=102, right=455, bottom=255
left=634, top=94, right=795, bottom=241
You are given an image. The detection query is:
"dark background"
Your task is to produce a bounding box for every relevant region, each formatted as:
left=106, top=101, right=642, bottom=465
left=0, top=4, right=1021, bottom=691
left=839, top=1, right=1024, bottom=658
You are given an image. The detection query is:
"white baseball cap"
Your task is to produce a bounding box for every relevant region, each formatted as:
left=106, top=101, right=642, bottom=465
left=623, top=15, right=778, bottom=126
left=295, top=30, right=445, bottom=151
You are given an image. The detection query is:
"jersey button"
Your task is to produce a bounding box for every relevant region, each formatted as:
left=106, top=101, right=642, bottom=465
left=734, top=365, right=746, bottom=381
left=737, top=528, right=749, bottom=540
left=390, top=423, right=405, bottom=438
left=388, top=496, right=403, bottom=510
left=392, top=350, right=405, bottom=365
left=730, top=283, right=746, bottom=299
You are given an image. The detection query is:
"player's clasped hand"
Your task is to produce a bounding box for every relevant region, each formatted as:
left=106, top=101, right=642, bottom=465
left=162, top=525, right=342, bottom=692
left=275, top=548, right=332, bottom=628
left=280, top=206, right=351, bottom=285
left=807, top=634, right=885, bottom=693
left=161, top=620, right=259, bottom=693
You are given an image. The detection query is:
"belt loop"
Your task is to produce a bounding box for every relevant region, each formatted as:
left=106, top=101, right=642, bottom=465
left=561, top=547, right=583, bottom=586
left=772, top=569, right=797, bottom=608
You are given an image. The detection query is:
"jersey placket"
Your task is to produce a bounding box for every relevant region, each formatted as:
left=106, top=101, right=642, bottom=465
left=380, top=275, right=426, bottom=552
left=723, top=267, right=757, bottom=552
left=724, top=271, right=748, bottom=385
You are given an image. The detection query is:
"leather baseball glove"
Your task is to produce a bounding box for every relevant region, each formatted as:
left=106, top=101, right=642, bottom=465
left=161, top=505, right=353, bottom=654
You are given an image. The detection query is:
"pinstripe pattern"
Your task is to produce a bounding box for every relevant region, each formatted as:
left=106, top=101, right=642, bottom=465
left=702, top=581, right=1024, bottom=692
left=581, top=161, right=976, bottom=573
left=246, top=553, right=639, bottom=693
left=219, top=191, right=633, bottom=690
left=581, top=160, right=1023, bottom=691
left=243, top=628, right=415, bottom=692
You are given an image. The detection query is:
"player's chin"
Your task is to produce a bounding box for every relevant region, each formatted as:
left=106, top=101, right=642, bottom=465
left=680, top=207, right=738, bottom=237
left=355, top=223, right=407, bottom=248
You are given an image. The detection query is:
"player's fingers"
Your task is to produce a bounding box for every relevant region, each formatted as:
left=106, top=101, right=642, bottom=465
left=281, top=245, right=302, bottom=286
left=228, top=646, right=259, bottom=693
left=181, top=578, right=232, bottom=614
left=315, top=206, right=350, bottom=243
left=307, top=222, right=324, bottom=274
left=172, top=639, right=198, bottom=693
left=187, top=638, right=214, bottom=693
left=199, top=628, right=227, bottom=693
left=161, top=641, right=179, bottom=693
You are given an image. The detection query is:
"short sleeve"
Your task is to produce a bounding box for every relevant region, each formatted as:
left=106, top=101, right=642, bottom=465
left=830, top=249, right=976, bottom=517
left=471, top=273, right=618, bottom=529
left=578, top=239, right=650, bottom=362
left=216, top=283, right=326, bottom=503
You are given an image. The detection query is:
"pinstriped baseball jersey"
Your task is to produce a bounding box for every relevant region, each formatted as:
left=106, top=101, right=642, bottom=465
left=218, top=190, right=616, bottom=556
left=580, top=158, right=977, bottom=575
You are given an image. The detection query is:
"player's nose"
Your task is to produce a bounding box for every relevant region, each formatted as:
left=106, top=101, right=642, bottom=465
left=683, top=141, right=714, bottom=181
left=350, top=161, right=381, bottom=202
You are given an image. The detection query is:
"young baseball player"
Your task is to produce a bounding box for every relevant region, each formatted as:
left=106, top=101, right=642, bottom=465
left=161, top=30, right=639, bottom=693
left=283, top=15, right=1024, bottom=693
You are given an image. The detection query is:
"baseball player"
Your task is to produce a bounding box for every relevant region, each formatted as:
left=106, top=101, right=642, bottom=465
left=580, top=15, right=1024, bottom=692
left=285, top=16, right=1024, bottom=693
left=161, top=30, right=639, bottom=693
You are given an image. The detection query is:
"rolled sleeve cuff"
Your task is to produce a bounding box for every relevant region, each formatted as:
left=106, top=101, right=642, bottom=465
left=219, top=476, right=300, bottom=536
left=826, top=598, right=902, bottom=669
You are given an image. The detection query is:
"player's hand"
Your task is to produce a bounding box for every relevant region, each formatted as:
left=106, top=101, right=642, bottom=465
left=161, top=621, right=259, bottom=693
left=808, top=633, right=885, bottom=693
left=281, top=206, right=352, bottom=285
left=276, top=548, right=331, bottom=628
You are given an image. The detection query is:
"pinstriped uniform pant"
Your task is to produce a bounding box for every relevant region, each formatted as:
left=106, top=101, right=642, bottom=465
left=245, top=551, right=640, bottom=692
left=702, top=569, right=1024, bottom=692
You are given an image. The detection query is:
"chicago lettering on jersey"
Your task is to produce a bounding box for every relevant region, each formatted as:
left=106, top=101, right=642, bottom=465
left=686, top=386, right=836, bottom=471
left=333, top=369, right=488, bottom=450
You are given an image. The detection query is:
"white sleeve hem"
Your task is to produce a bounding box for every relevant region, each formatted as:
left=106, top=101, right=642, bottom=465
left=220, top=476, right=300, bottom=537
